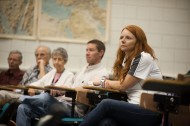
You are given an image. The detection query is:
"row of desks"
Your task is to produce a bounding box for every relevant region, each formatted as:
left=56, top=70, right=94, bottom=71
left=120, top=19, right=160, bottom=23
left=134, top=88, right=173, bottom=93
left=0, top=84, right=128, bottom=119
left=0, top=79, right=190, bottom=126
left=0, top=85, right=119, bottom=92
left=0, top=79, right=190, bottom=105
left=1, top=79, right=190, bottom=104
left=0, top=84, right=127, bottom=105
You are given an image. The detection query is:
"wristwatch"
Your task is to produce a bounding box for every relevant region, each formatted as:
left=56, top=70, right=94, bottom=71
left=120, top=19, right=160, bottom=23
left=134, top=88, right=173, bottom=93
left=100, top=78, right=106, bottom=88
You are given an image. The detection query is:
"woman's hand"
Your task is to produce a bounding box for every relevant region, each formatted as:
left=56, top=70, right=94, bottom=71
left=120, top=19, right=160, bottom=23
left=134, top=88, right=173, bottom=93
left=93, top=81, right=101, bottom=86
left=28, top=88, right=36, bottom=96
left=104, top=80, right=111, bottom=88
left=50, top=90, right=63, bottom=97
left=93, top=76, right=108, bottom=87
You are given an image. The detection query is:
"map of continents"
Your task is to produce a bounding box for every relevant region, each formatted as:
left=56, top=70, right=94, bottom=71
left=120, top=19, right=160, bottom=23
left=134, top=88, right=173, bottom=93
left=39, top=0, right=109, bottom=42
left=0, top=0, right=35, bottom=36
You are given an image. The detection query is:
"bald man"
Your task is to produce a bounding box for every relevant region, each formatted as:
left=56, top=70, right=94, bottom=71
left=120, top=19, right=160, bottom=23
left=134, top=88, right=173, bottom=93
left=20, top=46, right=52, bottom=85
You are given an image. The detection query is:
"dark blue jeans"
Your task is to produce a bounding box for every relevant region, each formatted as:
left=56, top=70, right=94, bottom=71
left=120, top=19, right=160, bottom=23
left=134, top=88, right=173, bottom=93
left=16, top=93, right=60, bottom=126
left=80, top=99, right=162, bottom=126
left=16, top=93, right=77, bottom=126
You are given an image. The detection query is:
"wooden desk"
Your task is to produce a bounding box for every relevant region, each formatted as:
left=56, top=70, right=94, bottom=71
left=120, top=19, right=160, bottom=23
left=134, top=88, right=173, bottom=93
left=82, top=86, right=128, bottom=106
left=25, top=85, right=48, bottom=90
left=45, top=85, right=75, bottom=92
left=45, top=85, right=77, bottom=118
left=7, top=85, right=28, bottom=90
left=142, top=79, right=190, bottom=94
left=0, top=85, right=28, bottom=93
left=0, top=85, right=13, bottom=91
left=141, top=79, right=190, bottom=126
left=83, top=86, right=123, bottom=93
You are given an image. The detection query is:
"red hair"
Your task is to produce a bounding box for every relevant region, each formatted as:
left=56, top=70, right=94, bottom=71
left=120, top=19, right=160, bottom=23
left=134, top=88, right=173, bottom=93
left=113, top=25, right=156, bottom=81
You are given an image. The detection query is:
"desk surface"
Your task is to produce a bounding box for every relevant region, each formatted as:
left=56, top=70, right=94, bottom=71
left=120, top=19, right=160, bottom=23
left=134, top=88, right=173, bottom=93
left=25, top=85, right=47, bottom=90
left=8, top=85, right=28, bottom=90
left=0, top=85, right=13, bottom=91
left=45, top=85, right=76, bottom=92
left=143, top=79, right=190, bottom=94
left=83, top=86, right=125, bottom=93
left=0, top=85, right=27, bottom=90
left=6, top=85, right=77, bottom=92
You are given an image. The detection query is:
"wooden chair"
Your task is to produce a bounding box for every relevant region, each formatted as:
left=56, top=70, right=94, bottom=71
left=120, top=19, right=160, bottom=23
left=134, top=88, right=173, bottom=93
left=140, top=76, right=190, bottom=126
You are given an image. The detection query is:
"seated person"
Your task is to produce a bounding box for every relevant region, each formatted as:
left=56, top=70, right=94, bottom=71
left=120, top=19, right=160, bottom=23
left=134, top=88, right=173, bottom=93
left=0, top=50, right=24, bottom=85
left=16, top=39, right=109, bottom=126
left=25, top=47, right=74, bottom=95
left=80, top=25, right=163, bottom=126
left=1, top=47, right=73, bottom=125
left=20, top=45, right=52, bottom=85
left=0, top=46, right=52, bottom=107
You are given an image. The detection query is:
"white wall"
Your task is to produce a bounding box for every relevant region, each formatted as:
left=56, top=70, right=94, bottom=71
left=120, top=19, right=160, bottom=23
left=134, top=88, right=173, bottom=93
left=0, top=0, right=190, bottom=77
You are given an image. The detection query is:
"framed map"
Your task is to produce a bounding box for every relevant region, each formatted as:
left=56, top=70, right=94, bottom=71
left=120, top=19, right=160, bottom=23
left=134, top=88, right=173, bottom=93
left=0, top=0, right=111, bottom=43
left=38, top=0, right=111, bottom=43
left=0, top=0, right=38, bottom=40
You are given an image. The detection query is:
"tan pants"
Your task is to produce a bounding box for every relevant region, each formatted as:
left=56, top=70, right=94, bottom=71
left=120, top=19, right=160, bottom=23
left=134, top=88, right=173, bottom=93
left=0, top=90, right=22, bottom=107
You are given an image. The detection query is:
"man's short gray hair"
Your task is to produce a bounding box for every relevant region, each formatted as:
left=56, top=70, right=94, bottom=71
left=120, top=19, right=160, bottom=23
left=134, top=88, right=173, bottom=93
left=9, top=50, right=23, bottom=61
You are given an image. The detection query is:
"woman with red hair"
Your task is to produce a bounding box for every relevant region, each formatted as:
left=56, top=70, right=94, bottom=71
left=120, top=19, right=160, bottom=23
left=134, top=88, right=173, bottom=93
left=80, top=25, right=163, bottom=126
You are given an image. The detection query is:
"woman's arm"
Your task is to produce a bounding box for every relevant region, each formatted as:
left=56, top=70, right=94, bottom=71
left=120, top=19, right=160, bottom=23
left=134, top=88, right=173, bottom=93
left=105, top=74, right=140, bottom=91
